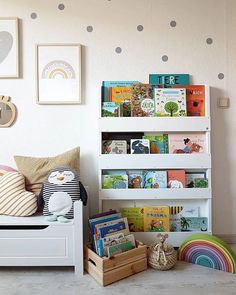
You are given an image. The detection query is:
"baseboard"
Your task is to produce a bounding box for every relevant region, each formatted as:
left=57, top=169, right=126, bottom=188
left=216, top=234, right=236, bottom=244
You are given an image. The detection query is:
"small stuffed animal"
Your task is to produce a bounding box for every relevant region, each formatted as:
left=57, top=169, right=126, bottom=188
left=39, top=166, right=87, bottom=223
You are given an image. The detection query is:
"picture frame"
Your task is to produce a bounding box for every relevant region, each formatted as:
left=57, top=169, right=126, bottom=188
left=36, top=44, right=81, bottom=105
left=0, top=17, right=19, bottom=78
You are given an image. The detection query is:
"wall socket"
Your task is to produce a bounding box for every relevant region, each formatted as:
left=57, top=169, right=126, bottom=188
left=218, top=97, right=230, bottom=108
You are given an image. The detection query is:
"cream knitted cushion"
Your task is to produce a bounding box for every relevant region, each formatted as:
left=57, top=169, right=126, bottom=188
left=0, top=172, right=37, bottom=216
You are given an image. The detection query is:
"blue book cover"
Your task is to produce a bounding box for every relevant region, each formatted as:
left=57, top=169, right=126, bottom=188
left=102, top=81, right=139, bottom=102
left=89, top=214, right=121, bottom=246
left=143, top=171, right=167, bottom=188
left=97, top=221, right=128, bottom=239
left=149, top=74, right=189, bottom=87
left=181, top=217, right=208, bottom=232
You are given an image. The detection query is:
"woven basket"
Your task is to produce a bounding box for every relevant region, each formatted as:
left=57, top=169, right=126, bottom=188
left=148, top=234, right=177, bottom=271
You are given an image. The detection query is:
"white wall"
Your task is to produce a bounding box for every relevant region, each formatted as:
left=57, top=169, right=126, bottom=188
left=0, top=0, right=234, bottom=235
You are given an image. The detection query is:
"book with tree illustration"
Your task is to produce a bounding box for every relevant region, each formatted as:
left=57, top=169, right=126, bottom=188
left=102, top=102, right=120, bottom=117
left=120, top=208, right=144, bottom=232
left=143, top=171, right=167, bottom=188
left=142, top=134, right=168, bottom=154
left=154, top=88, right=187, bottom=117
left=102, top=174, right=128, bottom=189
left=170, top=206, right=199, bottom=232
left=172, top=85, right=205, bottom=116
left=131, top=84, right=154, bottom=117
left=168, top=133, right=206, bottom=154
left=186, top=171, right=206, bottom=188
left=143, top=206, right=170, bottom=232
left=180, top=217, right=208, bottom=232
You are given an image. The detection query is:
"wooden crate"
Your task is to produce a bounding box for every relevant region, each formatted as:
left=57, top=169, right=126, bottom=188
left=84, top=241, right=147, bottom=286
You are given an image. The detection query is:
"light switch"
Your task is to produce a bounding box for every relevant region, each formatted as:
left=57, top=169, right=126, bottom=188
left=218, top=97, right=230, bottom=108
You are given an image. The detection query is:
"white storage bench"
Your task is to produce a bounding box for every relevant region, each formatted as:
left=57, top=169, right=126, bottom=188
left=0, top=200, right=84, bottom=276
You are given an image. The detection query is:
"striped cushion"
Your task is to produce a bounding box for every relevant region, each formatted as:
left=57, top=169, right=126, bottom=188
left=0, top=165, right=17, bottom=177
left=0, top=172, right=37, bottom=216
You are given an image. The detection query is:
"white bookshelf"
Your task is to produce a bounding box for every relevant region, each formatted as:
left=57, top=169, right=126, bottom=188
left=98, top=85, right=212, bottom=247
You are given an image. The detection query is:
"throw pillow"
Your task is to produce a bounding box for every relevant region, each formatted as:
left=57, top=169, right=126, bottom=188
left=14, top=147, right=80, bottom=196
left=0, top=172, right=37, bottom=216
left=0, top=165, right=17, bottom=177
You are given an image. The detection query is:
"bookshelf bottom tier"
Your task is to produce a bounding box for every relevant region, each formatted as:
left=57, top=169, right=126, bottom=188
left=133, top=231, right=212, bottom=247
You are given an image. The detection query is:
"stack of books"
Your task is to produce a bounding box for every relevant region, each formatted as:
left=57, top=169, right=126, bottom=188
left=89, top=210, right=136, bottom=258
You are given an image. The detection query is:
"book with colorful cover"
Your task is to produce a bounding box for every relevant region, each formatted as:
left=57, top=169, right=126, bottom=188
left=149, top=74, right=190, bottom=87
left=170, top=206, right=200, bottom=232
left=130, top=139, right=150, bottom=154
left=90, top=210, right=117, bottom=220
left=180, top=217, right=208, bottom=232
left=194, top=178, right=208, bottom=188
left=89, top=213, right=122, bottom=248
left=172, top=85, right=205, bottom=116
left=110, top=86, right=132, bottom=103
left=143, top=206, right=170, bottom=232
left=185, top=172, right=206, bottom=188
left=167, top=170, right=186, bottom=188
left=102, top=81, right=139, bottom=102
left=102, top=102, right=120, bottom=117
left=127, top=171, right=144, bottom=189
left=154, top=88, right=187, bottom=117
left=131, top=84, right=154, bottom=117
left=143, top=171, right=167, bottom=188
left=107, top=240, right=134, bottom=258
left=168, top=133, right=206, bottom=154
left=94, top=217, right=128, bottom=235
left=98, top=232, right=125, bottom=257
left=120, top=208, right=144, bottom=232
left=142, top=135, right=168, bottom=154
left=102, top=174, right=128, bottom=189
left=102, top=140, right=127, bottom=154
left=97, top=218, right=129, bottom=239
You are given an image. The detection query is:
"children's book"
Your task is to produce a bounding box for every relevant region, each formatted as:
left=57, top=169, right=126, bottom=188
left=194, top=178, right=208, bottom=188
left=94, top=217, right=128, bottom=235
left=90, top=210, right=117, bottom=220
left=127, top=171, right=144, bottom=189
left=120, top=208, right=144, bottom=232
left=167, top=170, right=185, bottom=188
left=154, top=88, right=187, bottom=117
left=169, top=206, right=200, bottom=232
left=131, top=84, right=154, bottom=117
left=102, top=81, right=139, bottom=102
left=120, top=100, right=131, bottom=117
left=168, top=133, right=206, bottom=154
left=143, top=171, right=167, bottom=188
left=142, top=135, right=168, bottom=154
left=107, top=241, right=134, bottom=258
left=98, top=232, right=125, bottom=257
left=97, top=218, right=129, bottom=239
left=102, top=102, right=120, bottom=117
left=180, top=217, right=208, bottom=232
left=149, top=74, right=190, bottom=87
left=102, top=140, right=127, bottom=154
left=143, top=206, right=170, bottom=232
left=172, top=85, right=205, bottom=116
left=130, top=139, right=150, bottom=154
left=185, top=172, right=206, bottom=188
left=102, top=174, right=128, bottom=189
left=110, top=86, right=132, bottom=103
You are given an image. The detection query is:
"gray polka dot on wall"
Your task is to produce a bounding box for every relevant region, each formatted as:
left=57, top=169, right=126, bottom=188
left=137, top=25, right=144, bottom=32
left=162, top=55, right=168, bottom=62
left=218, top=73, right=225, bottom=80
left=87, top=26, right=93, bottom=33
left=30, top=12, right=37, bottom=19
left=115, top=47, right=122, bottom=54
left=206, top=38, right=213, bottom=45
left=170, top=20, right=177, bottom=27
left=58, top=3, right=65, bottom=10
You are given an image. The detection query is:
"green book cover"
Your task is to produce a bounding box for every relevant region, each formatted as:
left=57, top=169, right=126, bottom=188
left=107, top=240, right=133, bottom=257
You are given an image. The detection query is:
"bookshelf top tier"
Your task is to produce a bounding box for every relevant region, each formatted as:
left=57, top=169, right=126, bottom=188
left=99, top=117, right=210, bottom=132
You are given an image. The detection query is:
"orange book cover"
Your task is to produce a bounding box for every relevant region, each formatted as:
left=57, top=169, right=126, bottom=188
left=167, top=170, right=186, bottom=188
left=172, top=85, right=205, bottom=116
left=110, top=86, right=132, bottom=103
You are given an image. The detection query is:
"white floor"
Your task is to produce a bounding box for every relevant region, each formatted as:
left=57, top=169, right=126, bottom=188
left=1, top=261, right=236, bottom=295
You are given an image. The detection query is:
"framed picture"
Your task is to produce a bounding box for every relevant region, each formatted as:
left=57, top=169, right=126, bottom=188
left=0, top=17, right=19, bottom=78
left=36, top=44, right=81, bottom=104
